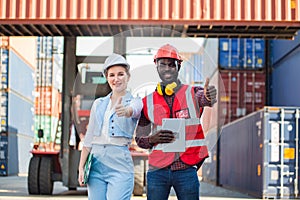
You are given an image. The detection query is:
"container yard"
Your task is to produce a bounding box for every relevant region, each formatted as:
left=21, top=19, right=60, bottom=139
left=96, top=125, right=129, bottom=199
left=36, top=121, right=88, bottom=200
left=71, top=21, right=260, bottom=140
left=0, top=0, right=299, bottom=198
left=0, top=34, right=299, bottom=198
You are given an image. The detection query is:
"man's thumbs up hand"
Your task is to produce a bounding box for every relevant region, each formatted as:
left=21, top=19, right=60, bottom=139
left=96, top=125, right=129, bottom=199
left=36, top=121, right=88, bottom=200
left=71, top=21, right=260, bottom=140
left=204, top=78, right=217, bottom=105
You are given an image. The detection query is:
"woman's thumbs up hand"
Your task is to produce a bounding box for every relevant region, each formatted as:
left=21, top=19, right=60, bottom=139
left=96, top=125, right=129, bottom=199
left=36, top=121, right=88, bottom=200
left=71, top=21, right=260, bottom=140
left=115, top=97, right=132, bottom=117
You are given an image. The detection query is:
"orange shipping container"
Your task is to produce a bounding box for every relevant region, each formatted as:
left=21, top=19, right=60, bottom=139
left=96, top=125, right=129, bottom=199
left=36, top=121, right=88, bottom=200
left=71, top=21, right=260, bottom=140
left=35, top=86, right=61, bottom=118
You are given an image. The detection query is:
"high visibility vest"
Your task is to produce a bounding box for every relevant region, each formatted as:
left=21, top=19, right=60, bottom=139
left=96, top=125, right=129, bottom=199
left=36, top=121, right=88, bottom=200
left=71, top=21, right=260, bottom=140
left=143, top=85, right=208, bottom=168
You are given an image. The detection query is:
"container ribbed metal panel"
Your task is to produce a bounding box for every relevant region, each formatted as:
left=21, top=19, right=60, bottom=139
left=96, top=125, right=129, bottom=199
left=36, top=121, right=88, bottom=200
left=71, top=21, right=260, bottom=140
left=220, top=107, right=300, bottom=199
left=270, top=31, right=300, bottom=107
left=219, top=70, right=266, bottom=125
left=1, top=0, right=299, bottom=22
left=219, top=38, right=265, bottom=69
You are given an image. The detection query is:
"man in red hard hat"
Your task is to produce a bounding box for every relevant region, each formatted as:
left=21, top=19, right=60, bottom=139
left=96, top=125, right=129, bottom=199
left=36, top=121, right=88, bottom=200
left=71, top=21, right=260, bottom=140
left=135, top=44, right=217, bottom=200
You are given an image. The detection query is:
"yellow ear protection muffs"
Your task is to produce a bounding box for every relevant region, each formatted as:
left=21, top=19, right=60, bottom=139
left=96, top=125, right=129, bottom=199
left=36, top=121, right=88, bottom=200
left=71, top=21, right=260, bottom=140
left=156, top=82, right=177, bottom=96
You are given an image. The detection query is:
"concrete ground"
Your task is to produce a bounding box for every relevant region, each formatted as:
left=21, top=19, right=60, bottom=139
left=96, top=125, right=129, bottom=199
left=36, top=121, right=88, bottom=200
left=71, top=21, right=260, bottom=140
left=0, top=175, right=260, bottom=200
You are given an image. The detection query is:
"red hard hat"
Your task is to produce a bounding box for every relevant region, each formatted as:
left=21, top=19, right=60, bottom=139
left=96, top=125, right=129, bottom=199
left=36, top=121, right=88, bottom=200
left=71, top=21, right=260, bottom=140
left=154, top=44, right=182, bottom=63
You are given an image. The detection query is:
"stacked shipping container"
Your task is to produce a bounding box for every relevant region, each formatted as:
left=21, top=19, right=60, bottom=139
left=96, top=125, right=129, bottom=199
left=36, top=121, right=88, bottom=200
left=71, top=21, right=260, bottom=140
left=187, top=38, right=267, bottom=186
left=0, top=36, right=36, bottom=175
left=217, top=37, right=300, bottom=198
left=34, top=37, right=63, bottom=148
left=218, top=38, right=266, bottom=125
left=0, top=37, right=9, bottom=175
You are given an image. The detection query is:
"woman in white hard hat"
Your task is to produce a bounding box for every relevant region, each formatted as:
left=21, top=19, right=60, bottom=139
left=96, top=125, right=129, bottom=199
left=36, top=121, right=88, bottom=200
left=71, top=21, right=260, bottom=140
left=78, top=53, right=143, bottom=200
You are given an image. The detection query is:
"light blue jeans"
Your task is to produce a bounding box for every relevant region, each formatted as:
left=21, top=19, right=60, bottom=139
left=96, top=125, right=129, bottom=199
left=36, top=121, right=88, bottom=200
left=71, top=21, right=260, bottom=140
left=88, top=145, right=134, bottom=200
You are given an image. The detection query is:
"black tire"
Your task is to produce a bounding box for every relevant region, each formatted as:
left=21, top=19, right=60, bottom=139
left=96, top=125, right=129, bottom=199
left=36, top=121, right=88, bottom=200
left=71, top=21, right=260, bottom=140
left=28, top=156, right=41, bottom=194
left=39, top=157, right=54, bottom=195
left=133, top=158, right=145, bottom=196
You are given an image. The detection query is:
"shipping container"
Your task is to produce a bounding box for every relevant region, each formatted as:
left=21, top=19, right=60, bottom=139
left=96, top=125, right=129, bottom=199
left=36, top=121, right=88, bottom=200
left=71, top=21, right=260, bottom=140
left=0, top=48, right=9, bottom=134
left=8, top=93, right=34, bottom=136
left=219, top=70, right=266, bottom=124
left=9, top=49, right=35, bottom=101
left=10, top=42, right=37, bottom=173
left=269, top=30, right=300, bottom=107
left=219, top=107, right=300, bottom=199
left=0, top=42, right=36, bottom=175
left=14, top=133, right=33, bottom=174
left=9, top=37, right=37, bottom=68
left=0, top=131, right=8, bottom=175
left=0, top=90, right=34, bottom=175
left=219, top=38, right=240, bottom=69
left=35, top=86, right=61, bottom=117
left=34, top=115, right=60, bottom=146
left=219, top=38, right=265, bottom=70
left=0, top=37, right=9, bottom=48
left=36, top=37, right=63, bottom=91
left=6, top=127, right=32, bottom=175
left=7, top=54, right=35, bottom=175
left=270, top=30, right=300, bottom=65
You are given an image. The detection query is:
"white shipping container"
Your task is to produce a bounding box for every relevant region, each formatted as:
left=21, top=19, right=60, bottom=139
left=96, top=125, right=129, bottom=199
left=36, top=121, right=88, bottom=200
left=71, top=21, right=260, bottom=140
left=9, top=37, right=37, bottom=69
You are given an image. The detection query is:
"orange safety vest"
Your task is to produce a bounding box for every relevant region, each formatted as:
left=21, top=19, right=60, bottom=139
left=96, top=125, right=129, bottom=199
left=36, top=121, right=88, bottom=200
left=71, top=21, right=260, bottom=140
left=143, top=84, right=208, bottom=168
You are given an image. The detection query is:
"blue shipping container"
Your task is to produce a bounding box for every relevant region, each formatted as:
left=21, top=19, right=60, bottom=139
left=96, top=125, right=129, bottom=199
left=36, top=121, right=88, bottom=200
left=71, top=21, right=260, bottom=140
left=8, top=93, right=34, bottom=136
left=219, top=38, right=265, bottom=69
left=220, top=107, right=300, bottom=199
left=0, top=132, right=8, bottom=176
left=219, top=38, right=240, bottom=69
left=270, top=37, right=300, bottom=107
left=3, top=46, right=35, bottom=175
left=9, top=49, right=35, bottom=101
left=271, top=30, right=300, bottom=65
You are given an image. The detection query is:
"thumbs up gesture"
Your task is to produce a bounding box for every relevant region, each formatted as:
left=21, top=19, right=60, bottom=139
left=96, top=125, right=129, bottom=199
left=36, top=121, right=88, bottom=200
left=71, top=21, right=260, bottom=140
left=115, top=97, right=131, bottom=117
left=204, top=78, right=217, bottom=105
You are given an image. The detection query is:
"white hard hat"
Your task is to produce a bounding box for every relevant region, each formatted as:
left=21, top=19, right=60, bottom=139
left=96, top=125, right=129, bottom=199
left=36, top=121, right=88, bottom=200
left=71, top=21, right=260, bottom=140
left=103, top=53, right=130, bottom=72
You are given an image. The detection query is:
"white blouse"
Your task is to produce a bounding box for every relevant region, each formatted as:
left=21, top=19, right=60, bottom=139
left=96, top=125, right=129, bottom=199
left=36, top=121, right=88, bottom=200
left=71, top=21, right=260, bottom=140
left=90, top=99, right=132, bottom=146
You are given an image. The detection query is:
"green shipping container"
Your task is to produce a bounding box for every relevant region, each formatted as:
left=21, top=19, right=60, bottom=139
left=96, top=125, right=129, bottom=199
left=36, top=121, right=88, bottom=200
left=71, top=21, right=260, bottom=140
left=34, top=115, right=60, bottom=144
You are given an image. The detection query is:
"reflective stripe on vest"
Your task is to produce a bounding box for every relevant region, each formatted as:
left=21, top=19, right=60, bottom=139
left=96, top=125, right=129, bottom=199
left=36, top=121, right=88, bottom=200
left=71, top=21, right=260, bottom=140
left=146, top=93, right=154, bottom=122
left=185, top=86, right=198, bottom=118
